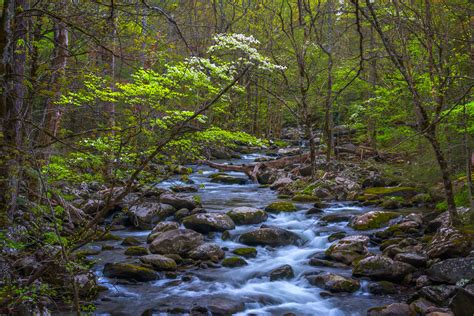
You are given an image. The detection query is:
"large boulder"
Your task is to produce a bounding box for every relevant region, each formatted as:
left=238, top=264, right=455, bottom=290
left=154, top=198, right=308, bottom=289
left=149, top=229, right=204, bottom=256
left=140, top=254, right=177, bottom=271
left=103, top=263, right=157, bottom=282
left=239, top=227, right=302, bottom=247
left=128, top=202, right=175, bottom=229
left=325, top=235, right=370, bottom=265
left=226, top=207, right=268, bottom=225
left=426, top=227, right=471, bottom=259
left=182, top=213, right=235, bottom=233
left=264, top=201, right=297, bottom=213
left=349, top=211, right=398, bottom=230
left=418, top=285, right=456, bottom=305
left=353, top=255, right=415, bottom=281
left=147, top=221, right=180, bottom=243
left=427, top=257, right=474, bottom=284
left=307, top=272, right=360, bottom=293
left=160, top=193, right=200, bottom=210
left=188, top=243, right=225, bottom=262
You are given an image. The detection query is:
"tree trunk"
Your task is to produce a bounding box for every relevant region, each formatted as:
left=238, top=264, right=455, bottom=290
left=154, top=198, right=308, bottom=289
left=38, top=7, right=68, bottom=156
left=0, top=0, right=28, bottom=224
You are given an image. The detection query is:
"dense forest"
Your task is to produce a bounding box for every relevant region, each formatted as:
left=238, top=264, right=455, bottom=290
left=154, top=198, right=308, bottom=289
left=0, top=0, right=473, bottom=315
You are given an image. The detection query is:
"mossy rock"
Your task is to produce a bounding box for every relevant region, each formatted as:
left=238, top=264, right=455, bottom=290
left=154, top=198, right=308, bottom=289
left=121, top=236, right=141, bottom=246
left=140, top=254, right=177, bottom=271
left=124, top=246, right=149, bottom=256
left=103, top=263, right=157, bottom=281
left=320, top=214, right=353, bottom=223
left=98, top=233, right=121, bottom=241
left=380, top=197, right=402, bottom=209
left=265, top=201, right=297, bottom=213
left=363, top=186, right=417, bottom=198
left=227, top=207, right=268, bottom=225
left=328, top=232, right=346, bottom=242
left=277, top=194, right=291, bottom=199
left=292, top=194, right=320, bottom=203
left=232, top=247, right=257, bottom=258
left=208, top=172, right=229, bottom=179
left=222, top=257, right=247, bottom=268
left=349, top=211, right=398, bottom=230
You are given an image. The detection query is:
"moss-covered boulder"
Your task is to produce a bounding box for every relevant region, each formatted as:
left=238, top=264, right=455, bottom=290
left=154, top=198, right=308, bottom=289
left=239, top=227, right=301, bottom=247
left=307, top=272, right=360, bottom=293
left=222, top=257, right=247, bottom=268
left=210, top=174, right=247, bottom=185
left=124, top=246, right=149, bottom=256
left=380, top=197, right=402, bottom=209
left=232, top=247, right=257, bottom=258
left=367, top=303, right=410, bottom=316
left=182, top=213, right=235, bottom=233
left=349, top=211, right=398, bottom=230
left=140, top=254, right=177, bottom=271
left=353, top=255, right=415, bottom=281
left=264, top=201, right=297, bottom=213
left=227, top=207, right=268, bottom=225
left=325, top=235, right=370, bottom=265
left=292, top=194, right=320, bottom=203
left=103, top=263, right=158, bottom=281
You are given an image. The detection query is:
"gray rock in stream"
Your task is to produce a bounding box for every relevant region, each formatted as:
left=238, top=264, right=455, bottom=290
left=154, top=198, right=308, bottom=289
left=182, top=213, right=235, bottom=233
left=142, top=295, right=245, bottom=315
left=149, top=229, right=204, bottom=256
left=160, top=193, right=200, bottom=210
left=239, top=227, right=302, bottom=247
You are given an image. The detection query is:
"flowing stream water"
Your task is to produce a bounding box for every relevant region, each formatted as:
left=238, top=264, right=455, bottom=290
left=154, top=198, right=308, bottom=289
left=91, top=153, right=399, bottom=315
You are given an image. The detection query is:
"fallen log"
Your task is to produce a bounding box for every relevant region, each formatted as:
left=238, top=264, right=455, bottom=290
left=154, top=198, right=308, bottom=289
left=197, top=152, right=311, bottom=182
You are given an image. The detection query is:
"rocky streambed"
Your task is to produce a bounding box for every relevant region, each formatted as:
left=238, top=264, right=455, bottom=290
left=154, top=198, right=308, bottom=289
left=79, top=153, right=473, bottom=316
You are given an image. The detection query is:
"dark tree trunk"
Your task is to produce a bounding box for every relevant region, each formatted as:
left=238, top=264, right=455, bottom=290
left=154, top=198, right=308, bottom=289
left=0, top=0, right=28, bottom=224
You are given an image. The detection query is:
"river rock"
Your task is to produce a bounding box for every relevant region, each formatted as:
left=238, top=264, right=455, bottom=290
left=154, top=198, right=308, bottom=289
left=140, top=254, right=177, bottom=271
left=320, top=214, right=353, bottom=223
left=143, top=295, right=245, bottom=315
left=418, top=285, right=456, bottom=305
left=269, top=264, right=294, bottom=281
left=147, top=221, right=180, bottom=243
left=325, top=235, right=370, bottom=265
left=188, top=243, right=225, bottom=262
left=124, top=246, right=149, bottom=256
left=270, top=177, right=293, bottom=190
left=409, top=298, right=437, bottom=315
left=349, top=211, right=398, bottom=230
left=352, top=255, right=415, bottom=281
left=170, top=185, right=198, bottom=193
left=368, top=281, right=398, bottom=295
left=367, top=303, right=411, bottom=316
left=307, top=272, right=360, bottom=293
left=121, top=236, right=141, bottom=246
left=394, top=252, right=427, bottom=268
left=149, top=229, right=204, bottom=256
left=160, top=193, right=200, bottom=210
left=239, top=227, right=302, bottom=247
left=103, top=262, right=158, bottom=282
left=264, top=201, right=297, bottom=213
left=128, top=202, right=175, bottom=229
left=182, top=213, right=235, bottom=233
left=427, top=257, right=474, bottom=284
left=222, top=257, right=247, bottom=268
left=210, top=175, right=247, bottom=185
left=426, top=227, right=471, bottom=259
left=227, top=207, right=268, bottom=225
left=450, top=286, right=474, bottom=316
left=308, top=258, right=348, bottom=269
left=232, top=247, right=257, bottom=258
